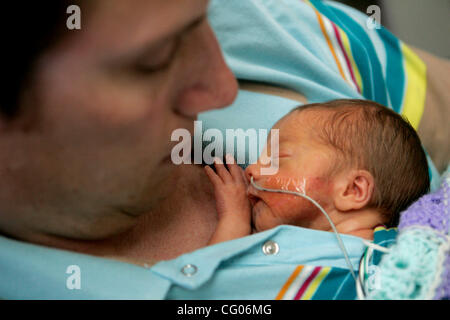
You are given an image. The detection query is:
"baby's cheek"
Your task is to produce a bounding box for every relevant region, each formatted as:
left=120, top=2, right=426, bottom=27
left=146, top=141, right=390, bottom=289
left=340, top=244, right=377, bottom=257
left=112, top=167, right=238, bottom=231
left=265, top=194, right=302, bottom=215
left=260, top=175, right=331, bottom=222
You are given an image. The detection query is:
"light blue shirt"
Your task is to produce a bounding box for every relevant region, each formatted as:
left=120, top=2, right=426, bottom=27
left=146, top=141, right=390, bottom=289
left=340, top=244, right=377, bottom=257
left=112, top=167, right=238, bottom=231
left=0, top=225, right=365, bottom=299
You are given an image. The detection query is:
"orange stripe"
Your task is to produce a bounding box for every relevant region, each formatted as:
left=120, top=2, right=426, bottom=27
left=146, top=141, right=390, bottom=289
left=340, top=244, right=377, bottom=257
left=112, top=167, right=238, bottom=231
left=275, top=265, right=304, bottom=300
left=309, top=3, right=346, bottom=80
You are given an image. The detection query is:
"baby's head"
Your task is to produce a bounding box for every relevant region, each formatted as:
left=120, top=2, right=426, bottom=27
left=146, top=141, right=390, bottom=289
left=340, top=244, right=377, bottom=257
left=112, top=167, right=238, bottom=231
left=246, top=99, right=430, bottom=234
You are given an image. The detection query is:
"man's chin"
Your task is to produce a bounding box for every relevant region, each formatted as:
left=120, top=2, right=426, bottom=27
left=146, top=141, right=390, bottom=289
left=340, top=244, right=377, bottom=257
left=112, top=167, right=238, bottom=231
left=139, top=163, right=201, bottom=211
left=160, top=154, right=176, bottom=165
left=124, top=173, right=176, bottom=217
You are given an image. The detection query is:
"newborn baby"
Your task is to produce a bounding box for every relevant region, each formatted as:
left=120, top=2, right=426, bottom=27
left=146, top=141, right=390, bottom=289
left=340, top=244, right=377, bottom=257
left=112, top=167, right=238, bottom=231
left=204, top=99, right=430, bottom=244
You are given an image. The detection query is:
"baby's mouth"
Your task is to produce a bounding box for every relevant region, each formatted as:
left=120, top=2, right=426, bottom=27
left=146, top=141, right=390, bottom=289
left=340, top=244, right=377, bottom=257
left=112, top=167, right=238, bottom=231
left=247, top=186, right=262, bottom=207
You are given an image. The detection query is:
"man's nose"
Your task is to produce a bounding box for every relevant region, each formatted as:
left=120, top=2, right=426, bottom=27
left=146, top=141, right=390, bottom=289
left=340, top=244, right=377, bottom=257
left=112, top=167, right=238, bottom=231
left=175, top=21, right=238, bottom=117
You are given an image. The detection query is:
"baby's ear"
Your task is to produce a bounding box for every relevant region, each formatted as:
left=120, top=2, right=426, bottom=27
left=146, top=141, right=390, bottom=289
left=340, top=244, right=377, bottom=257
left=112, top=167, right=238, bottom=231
left=332, top=169, right=374, bottom=212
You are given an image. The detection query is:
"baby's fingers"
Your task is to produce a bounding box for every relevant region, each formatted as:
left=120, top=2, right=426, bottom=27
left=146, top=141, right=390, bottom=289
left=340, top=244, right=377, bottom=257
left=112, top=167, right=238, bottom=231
left=204, top=165, right=222, bottom=186
left=225, top=154, right=246, bottom=185
left=213, top=157, right=232, bottom=183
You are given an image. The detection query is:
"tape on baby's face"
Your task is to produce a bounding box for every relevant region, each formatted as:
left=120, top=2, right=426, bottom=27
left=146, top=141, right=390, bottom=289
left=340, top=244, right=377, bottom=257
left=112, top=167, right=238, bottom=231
left=265, top=176, right=307, bottom=194
left=249, top=175, right=322, bottom=224
left=255, top=175, right=331, bottom=198
left=250, top=176, right=308, bottom=205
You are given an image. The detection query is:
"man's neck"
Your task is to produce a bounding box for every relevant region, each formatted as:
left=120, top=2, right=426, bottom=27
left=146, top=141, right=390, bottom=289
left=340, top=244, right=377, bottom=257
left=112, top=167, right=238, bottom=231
left=24, top=164, right=219, bottom=267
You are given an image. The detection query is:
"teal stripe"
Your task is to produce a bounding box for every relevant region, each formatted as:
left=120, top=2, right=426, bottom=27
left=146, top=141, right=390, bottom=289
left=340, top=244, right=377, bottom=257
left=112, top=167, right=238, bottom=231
left=309, top=0, right=388, bottom=106
left=373, top=228, right=398, bottom=265
left=312, top=268, right=356, bottom=300
left=376, top=28, right=405, bottom=113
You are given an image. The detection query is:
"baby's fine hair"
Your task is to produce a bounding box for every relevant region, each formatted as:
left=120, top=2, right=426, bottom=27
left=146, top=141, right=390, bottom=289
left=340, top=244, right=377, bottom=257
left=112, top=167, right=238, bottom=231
left=292, top=99, right=430, bottom=227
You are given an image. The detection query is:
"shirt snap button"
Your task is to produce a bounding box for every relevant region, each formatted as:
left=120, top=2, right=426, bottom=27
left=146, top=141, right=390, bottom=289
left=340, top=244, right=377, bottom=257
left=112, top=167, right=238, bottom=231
left=262, top=240, right=279, bottom=255
left=181, top=264, right=198, bottom=277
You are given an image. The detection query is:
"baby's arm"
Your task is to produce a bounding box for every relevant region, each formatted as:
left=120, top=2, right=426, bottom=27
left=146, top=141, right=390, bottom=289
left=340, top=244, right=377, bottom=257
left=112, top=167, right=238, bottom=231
left=204, top=155, right=252, bottom=245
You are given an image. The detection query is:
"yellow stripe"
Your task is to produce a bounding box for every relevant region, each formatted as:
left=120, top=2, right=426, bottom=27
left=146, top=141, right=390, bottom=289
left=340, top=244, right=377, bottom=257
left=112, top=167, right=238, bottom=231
left=275, top=265, right=304, bottom=300
left=300, top=267, right=331, bottom=300
left=374, top=225, right=398, bottom=232
left=400, top=43, right=427, bottom=130
left=340, top=29, right=363, bottom=93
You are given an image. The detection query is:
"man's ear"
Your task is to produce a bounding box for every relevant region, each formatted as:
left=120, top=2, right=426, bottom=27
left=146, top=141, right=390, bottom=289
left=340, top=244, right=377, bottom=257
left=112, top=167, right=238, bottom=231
left=332, top=169, right=374, bottom=212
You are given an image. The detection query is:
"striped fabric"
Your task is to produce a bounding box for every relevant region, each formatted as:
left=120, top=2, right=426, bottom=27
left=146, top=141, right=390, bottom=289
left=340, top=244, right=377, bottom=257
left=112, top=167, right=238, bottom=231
left=306, top=0, right=363, bottom=94
left=275, top=265, right=331, bottom=300
left=275, top=265, right=358, bottom=300
left=306, top=0, right=427, bottom=130
left=275, top=227, right=398, bottom=300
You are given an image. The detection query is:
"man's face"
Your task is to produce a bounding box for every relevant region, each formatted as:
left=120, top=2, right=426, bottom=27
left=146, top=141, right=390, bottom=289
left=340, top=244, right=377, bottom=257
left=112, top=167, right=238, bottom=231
left=4, top=0, right=237, bottom=238
left=245, top=110, right=337, bottom=232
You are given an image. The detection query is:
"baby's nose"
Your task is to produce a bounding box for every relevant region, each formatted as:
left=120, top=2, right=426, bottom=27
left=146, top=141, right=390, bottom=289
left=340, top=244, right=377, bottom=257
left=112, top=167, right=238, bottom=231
left=245, top=163, right=261, bottom=183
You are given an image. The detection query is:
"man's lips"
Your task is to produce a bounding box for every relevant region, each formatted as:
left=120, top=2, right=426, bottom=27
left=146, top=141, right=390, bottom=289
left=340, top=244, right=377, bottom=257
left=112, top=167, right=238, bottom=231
left=161, top=154, right=173, bottom=164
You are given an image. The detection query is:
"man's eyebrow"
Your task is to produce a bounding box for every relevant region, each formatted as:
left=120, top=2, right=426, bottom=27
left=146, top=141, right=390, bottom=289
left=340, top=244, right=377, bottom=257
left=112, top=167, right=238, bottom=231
left=155, top=13, right=207, bottom=45
left=134, top=13, right=206, bottom=59
left=179, top=13, right=206, bottom=35
left=118, top=13, right=206, bottom=64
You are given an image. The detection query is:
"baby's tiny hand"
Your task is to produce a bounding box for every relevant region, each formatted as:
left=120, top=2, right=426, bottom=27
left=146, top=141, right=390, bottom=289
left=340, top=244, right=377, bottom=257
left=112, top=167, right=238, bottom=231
left=204, top=154, right=251, bottom=224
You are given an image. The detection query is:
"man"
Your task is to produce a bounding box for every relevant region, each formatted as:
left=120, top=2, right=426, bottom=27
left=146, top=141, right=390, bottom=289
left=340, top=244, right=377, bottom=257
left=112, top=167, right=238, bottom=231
left=0, top=0, right=448, bottom=299
left=0, top=0, right=236, bottom=261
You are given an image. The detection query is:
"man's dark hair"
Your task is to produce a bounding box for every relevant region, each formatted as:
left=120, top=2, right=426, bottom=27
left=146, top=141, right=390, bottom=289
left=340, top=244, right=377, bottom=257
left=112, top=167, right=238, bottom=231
left=292, top=99, right=430, bottom=227
left=1, top=2, right=74, bottom=117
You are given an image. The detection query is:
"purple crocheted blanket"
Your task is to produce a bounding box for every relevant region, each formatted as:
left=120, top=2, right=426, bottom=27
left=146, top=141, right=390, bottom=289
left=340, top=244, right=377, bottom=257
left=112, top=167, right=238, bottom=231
left=397, top=171, right=449, bottom=299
